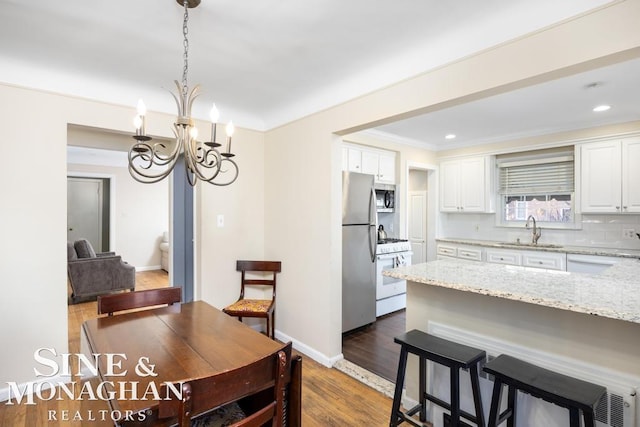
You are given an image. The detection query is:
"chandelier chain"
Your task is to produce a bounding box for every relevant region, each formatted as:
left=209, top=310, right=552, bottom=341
left=182, top=0, right=189, bottom=98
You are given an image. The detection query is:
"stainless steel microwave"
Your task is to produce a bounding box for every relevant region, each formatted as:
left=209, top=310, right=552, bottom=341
left=375, top=185, right=395, bottom=212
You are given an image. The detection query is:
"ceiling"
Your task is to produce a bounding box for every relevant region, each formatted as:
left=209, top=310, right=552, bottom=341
left=2, top=0, right=636, bottom=150
left=371, top=57, right=640, bottom=150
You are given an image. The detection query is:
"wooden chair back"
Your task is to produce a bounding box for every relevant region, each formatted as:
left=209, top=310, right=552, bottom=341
left=237, top=260, right=282, bottom=300
left=97, top=287, right=182, bottom=316
left=159, top=341, right=292, bottom=427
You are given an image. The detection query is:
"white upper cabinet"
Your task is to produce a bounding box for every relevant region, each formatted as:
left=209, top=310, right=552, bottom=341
left=622, top=138, right=640, bottom=212
left=347, top=147, right=363, bottom=173
left=439, top=156, right=493, bottom=212
left=342, top=144, right=396, bottom=184
left=580, top=137, right=640, bottom=213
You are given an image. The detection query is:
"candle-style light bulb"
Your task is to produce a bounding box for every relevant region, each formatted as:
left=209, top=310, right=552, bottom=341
left=210, top=104, right=220, bottom=123
left=209, top=104, right=220, bottom=144
left=189, top=127, right=199, bottom=139
left=134, top=99, right=147, bottom=137
left=136, top=99, right=146, bottom=116
left=225, top=121, right=235, bottom=154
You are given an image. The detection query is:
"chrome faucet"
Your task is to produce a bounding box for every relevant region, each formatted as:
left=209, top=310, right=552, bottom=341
left=525, top=215, right=542, bottom=245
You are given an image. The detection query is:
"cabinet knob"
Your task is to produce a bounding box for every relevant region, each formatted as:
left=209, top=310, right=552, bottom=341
left=623, top=206, right=628, bottom=210
left=616, top=206, right=620, bottom=210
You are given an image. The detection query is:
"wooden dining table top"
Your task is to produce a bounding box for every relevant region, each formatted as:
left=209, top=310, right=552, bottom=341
left=81, top=301, right=284, bottom=424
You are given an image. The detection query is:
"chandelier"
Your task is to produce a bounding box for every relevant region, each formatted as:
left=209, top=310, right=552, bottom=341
left=128, top=0, right=239, bottom=186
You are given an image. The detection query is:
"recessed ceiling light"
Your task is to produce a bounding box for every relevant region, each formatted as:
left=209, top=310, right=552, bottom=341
left=445, top=134, right=456, bottom=140
left=593, top=105, right=611, bottom=112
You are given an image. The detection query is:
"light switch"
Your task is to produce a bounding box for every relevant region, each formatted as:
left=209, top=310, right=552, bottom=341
left=217, top=214, right=224, bottom=228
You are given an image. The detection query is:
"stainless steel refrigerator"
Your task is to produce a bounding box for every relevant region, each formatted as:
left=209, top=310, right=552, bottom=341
left=342, top=171, right=377, bottom=333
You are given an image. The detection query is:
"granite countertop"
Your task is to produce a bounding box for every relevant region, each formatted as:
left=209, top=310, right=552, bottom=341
left=384, top=258, right=640, bottom=324
left=437, top=238, right=640, bottom=259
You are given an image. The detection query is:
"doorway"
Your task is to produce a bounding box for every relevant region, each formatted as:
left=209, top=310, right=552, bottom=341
left=67, top=176, right=111, bottom=252
left=408, top=169, right=428, bottom=264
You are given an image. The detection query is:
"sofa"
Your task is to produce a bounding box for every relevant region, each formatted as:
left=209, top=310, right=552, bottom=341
left=67, top=239, right=136, bottom=304
left=159, top=231, right=169, bottom=272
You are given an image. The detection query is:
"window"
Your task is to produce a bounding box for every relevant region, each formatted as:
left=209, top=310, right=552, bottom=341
left=498, top=147, right=575, bottom=226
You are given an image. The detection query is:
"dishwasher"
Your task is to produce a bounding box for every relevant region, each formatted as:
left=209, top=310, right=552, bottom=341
left=566, top=253, right=620, bottom=274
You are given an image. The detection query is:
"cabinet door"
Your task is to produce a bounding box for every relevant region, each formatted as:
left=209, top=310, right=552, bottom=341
left=459, top=157, right=487, bottom=212
left=436, top=244, right=457, bottom=257
left=486, top=249, right=521, bottom=266
left=347, top=148, right=363, bottom=172
left=377, top=154, right=395, bottom=184
left=439, top=160, right=460, bottom=212
left=521, top=251, right=566, bottom=271
left=622, top=138, right=640, bottom=213
left=580, top=140, right=622, bottom=213
left=457, top=246, right=483, bottom=261
left=361, top=151, right=379, bottom=177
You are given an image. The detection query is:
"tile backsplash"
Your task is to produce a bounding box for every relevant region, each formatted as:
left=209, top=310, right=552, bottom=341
left=439, top=213, right=640, bottom=250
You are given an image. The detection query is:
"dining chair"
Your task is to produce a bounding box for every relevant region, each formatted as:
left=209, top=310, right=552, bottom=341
left=223, top=260, right=282, bottom=339
left=97, top=287, right=182, bottom=316
left=159, top=341, right=292, bottom=427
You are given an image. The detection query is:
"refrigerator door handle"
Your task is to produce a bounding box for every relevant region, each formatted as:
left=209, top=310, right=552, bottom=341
left=368, top=187, right=377, bottom=262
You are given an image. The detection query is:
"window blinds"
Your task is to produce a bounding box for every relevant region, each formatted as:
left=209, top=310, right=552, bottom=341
left=498, top=153, right=574, bottom=195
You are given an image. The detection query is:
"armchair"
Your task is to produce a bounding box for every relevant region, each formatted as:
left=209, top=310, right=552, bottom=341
left=67, top=239, right=135, bottom=304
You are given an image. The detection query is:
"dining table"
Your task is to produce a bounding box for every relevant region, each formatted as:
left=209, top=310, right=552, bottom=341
left=80, top=300, right=301, bottom=426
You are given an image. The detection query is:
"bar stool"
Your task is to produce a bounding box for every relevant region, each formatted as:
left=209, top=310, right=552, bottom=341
left=483, top=354, right=606, bottom=427
left=389, top=329, right=486, bottom=427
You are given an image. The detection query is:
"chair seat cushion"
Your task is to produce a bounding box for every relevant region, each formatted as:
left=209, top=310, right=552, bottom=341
left=192, top=402, right=246, bottom=427
left=225, top=299, right=272, bottom=314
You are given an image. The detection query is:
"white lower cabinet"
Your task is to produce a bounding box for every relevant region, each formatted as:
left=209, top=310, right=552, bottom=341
left=436, top=244, right=483, bottom=261
left=439, top=243, right=567, bottom=271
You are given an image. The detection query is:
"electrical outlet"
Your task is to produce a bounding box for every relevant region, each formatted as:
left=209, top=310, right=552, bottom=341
left=622, top=228, right=636, bottom=239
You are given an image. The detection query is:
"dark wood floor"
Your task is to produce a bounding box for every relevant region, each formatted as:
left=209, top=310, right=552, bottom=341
left=342, top=309, right=406, bottom=382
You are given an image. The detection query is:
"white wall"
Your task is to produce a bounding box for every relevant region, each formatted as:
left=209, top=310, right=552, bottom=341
left=196, top=127, right=267, bottom=309
left=0, top=84, right=69, bottom=392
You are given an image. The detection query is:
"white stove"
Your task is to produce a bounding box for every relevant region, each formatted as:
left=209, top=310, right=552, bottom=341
left=377, top=238, right=412, bottom=254
left=375, top=238, right=412, bottom=317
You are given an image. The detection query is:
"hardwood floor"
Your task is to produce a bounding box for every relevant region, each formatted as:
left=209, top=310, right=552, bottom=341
left=2, top=270, right=394, bottom=426
left=342, top=309, right=406, bottom=382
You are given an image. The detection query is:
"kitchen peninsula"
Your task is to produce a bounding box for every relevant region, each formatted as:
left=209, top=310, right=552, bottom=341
left=384, top=258, right=640, bottom=426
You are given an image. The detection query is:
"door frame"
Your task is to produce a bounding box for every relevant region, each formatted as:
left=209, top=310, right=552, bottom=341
left=404, top=162, right=438, bottom=262
left=408, top=189, right=428, bottom=264
left=67, top=171, right=116, bottom=252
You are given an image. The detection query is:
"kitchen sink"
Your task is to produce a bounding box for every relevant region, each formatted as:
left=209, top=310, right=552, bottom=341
left=496, top=242, right=563, bottom=249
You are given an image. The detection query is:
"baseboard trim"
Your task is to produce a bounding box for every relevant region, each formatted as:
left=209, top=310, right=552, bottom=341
left=135, top=265, right=162, bottom=272
left=275, top=329, right=342, bottom=368
left=0, top=373, right=70, bottom=403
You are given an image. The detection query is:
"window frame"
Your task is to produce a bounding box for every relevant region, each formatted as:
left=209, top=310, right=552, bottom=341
left=495, top=148, right=581, bottom=230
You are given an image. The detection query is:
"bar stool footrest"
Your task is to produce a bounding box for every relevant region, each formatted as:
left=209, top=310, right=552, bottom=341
left=424, top=393, right=480, bottom=425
